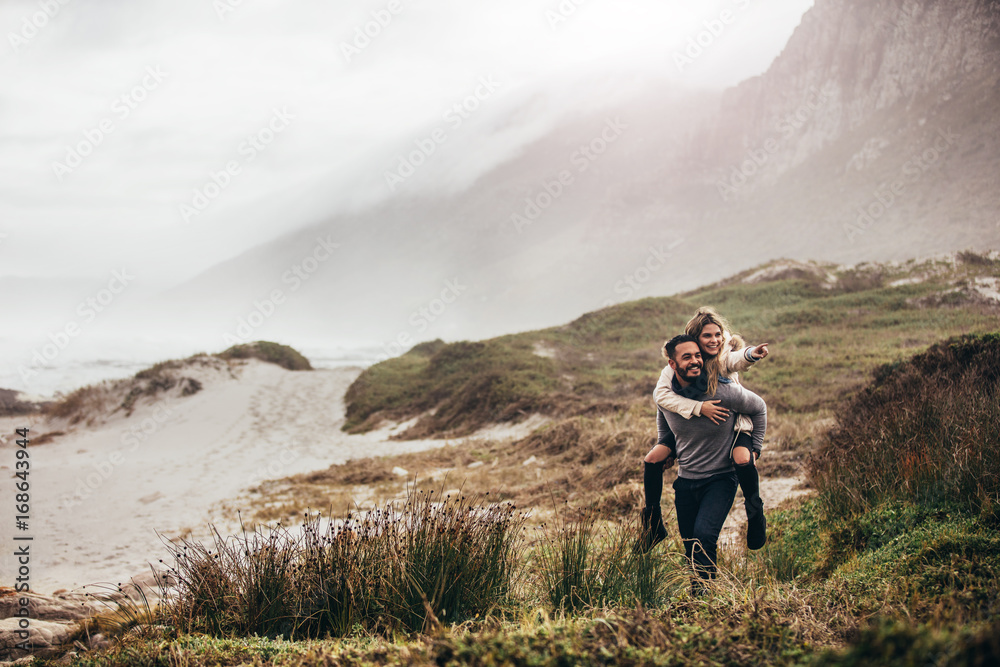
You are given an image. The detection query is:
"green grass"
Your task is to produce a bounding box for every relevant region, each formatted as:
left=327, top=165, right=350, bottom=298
left=811, top=618, right=1000, bottom=666
left=536, top=509, right=685, bottom=611
left=218, top=341, right=313, bottom=371
left=344, top=338, right=564, bottom=436
left=344, top=257, right=1000, bottom=436
left=41, top=608, right=823, bottom=666
left=44, top=495, right=999, bottom=666
left=32, top=257, right=1000, bottom=666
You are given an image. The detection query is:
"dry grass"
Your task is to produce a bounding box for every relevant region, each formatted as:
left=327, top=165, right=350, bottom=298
left=159, top=489, right=528, bottom=638
left=810, top=333, right=1000, bottom=518
left=30, top=430, right=66, bottom=445
left=45, top=382, right=118, bottom=425
left=235, top=400, right=811, bottom=531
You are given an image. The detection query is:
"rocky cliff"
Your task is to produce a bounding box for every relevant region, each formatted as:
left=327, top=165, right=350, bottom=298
left=694, top=0, right=1000, bottom=184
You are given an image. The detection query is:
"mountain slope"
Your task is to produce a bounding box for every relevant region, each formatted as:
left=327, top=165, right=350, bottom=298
left=121, top=0, right=1000, bottom=349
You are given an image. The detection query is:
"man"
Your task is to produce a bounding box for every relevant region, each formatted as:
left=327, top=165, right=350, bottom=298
left=637, top=334, right=767, bottom=583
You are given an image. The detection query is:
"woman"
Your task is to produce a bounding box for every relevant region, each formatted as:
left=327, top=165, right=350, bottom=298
left=637, top=307, right=769, bottom=553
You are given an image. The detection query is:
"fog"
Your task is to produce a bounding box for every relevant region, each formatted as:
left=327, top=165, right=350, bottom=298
left=0, top=0, right=815, bottom=394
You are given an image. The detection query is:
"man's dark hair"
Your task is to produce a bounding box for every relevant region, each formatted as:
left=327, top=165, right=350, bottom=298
left=664, top=333, right=699, bottom=360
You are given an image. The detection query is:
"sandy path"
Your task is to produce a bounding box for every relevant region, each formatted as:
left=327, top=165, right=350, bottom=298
left=718, top=475, right=811, bottom=549
left=0, top=362, right=451, bottom=594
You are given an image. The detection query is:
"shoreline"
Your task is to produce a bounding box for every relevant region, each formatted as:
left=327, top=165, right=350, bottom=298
left=0, top=361, right=456, bottom=595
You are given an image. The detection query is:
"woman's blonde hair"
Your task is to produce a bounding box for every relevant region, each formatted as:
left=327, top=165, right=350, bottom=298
left=666, top=306, right=744, bottom=396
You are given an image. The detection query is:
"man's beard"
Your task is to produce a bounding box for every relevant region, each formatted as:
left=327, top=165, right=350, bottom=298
left=679, top=363, right=702, bottom=382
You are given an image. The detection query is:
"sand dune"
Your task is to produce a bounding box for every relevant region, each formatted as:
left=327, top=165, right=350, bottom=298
left=0, top=360, right=452, bottom=594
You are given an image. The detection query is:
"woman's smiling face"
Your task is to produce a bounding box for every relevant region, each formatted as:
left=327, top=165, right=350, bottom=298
left=698, top=323, right=724, bottom=357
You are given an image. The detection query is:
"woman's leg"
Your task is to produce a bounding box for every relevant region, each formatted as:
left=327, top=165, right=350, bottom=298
left=636, top=446, right=670, bottom=553
left=732, top=432, right=766, bottom=549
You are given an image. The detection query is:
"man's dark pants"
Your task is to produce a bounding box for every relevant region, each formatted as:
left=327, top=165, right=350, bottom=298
left=673, top=471, right=738, bottom=579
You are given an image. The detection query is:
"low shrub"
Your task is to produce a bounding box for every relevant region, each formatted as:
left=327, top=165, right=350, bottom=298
left=810, top=333, right=1000, bottom=519
left=812, top=617, right=1000, bottom=667
left=160, top=488, right=527, bottom=638
left=219, top=341, right=313, bottom=371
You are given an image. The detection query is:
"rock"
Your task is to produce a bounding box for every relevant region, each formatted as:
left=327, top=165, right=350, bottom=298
left=392, top=466, right=409, bottom=477
left=0, top=618, right=78, bottom=660
left=0, top=592, right=104, bottom=623
left=0, top=587, right=155, bottom=662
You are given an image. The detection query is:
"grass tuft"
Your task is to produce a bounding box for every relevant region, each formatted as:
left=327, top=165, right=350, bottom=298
left=537, top=506, right=686, bottom=611
left=218, top=341, right=313, bottom=371
left=159, top=487, right=527, bottom=639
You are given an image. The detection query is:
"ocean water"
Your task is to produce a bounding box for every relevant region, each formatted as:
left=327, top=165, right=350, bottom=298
left=0, top=334, right=381, bottom=399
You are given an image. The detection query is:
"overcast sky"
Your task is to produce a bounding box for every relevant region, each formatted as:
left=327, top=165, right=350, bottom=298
left=0, top=0, right=814, bottom=289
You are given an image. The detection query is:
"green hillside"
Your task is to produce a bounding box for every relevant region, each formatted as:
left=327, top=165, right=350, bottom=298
left=66, top=328, right=1000, bottom=666
left=30, top=253, right=1000, bottom=667
left=345, top=253, right=1000, bottom=438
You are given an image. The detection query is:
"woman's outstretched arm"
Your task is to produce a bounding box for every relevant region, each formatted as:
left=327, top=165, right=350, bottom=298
left=723, top=342, right=770, bottom=375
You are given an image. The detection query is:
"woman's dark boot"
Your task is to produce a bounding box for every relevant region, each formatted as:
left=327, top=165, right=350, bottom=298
left=634, top=459, right=668, bottom=553
left=736, top=461, right=766, bottom=550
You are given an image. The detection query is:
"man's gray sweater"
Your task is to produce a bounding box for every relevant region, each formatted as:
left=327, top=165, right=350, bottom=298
left=658, top=378, right=767, bottom=480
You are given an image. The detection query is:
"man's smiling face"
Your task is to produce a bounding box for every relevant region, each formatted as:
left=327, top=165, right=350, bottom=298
left=669, top=341, right=703, bottom=382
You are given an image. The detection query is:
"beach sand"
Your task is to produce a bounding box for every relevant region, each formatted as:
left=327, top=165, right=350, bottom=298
left=0, top=360, right=453, bottom=595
